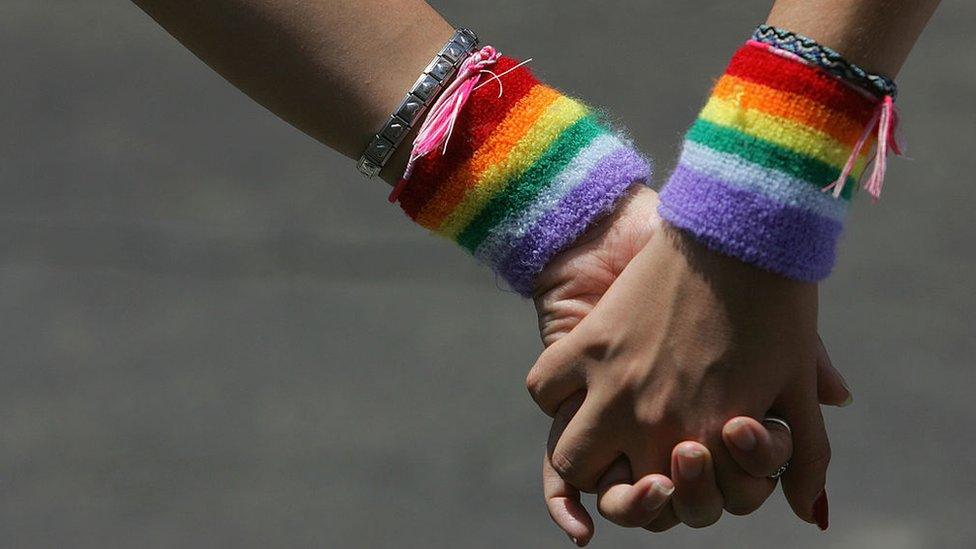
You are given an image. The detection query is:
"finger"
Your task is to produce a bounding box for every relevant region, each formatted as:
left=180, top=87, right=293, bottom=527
left=526, top=340, right=587, bottom=417
left=546, top=391, right=585, bottom=462
left=595, top=457, right=674, bottom=528
left=642, top=502, right=681, bottom=533
left=625, top=437, right=679, bottom=532
left=543, top=395, right=593, bottom=546
left=722, top=416, right=793, bottom=478
left=779, top=397, right=831, bottom=531
left=670, top=442, right=724, bottom=528
left=548, top=398, right=622, bottom=492
left=544, top=451, right=594, bottom=547
left=816, top=335, right=853, bottom=407
left=716, top=417, right=784, bottom=515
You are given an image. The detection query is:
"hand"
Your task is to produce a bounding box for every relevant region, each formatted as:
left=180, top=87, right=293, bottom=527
left=531, top=186, right=850, bottom=542
left=530, top=222, right=826, bottom=522
left=543, top=411, right=797, bottom=545
left=543, top=336, right=846, bottom=545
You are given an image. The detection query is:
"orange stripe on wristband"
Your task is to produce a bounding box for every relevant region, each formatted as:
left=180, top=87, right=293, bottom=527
left=711, top=75, right=867, bottom=148
left=415, top=84, right=560, bottom=229
left=399, top=57, right=540, bottom=220
left=437, top=94, right=588, bottom=237
left=725, top=44, right=877, bottom=125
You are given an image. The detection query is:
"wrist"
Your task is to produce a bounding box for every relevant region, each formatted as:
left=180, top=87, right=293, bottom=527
left=658, top=35, right=891, bottom=281
left=392, top=52, right=651, bottom=296
left=766, top=0, right=939, bottom=77
left=360, top=25, right=472, bottom=181
left=633, top=223, right=820, bottom=356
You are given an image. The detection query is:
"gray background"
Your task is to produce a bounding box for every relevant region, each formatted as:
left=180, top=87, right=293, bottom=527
left=1, top=1, right=973, bottom=547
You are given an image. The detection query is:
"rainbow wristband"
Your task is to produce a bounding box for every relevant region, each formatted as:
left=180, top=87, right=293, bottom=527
left=395, top=57, right=651, bottom=295
left=658, top=41, right=884, bottom=281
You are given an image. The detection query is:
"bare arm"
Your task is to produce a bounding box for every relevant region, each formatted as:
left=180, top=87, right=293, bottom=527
left=129, top=0, right=939, bottom=188
left=536, top=0, right=943, bottom=543
left=767, top=0, right=940, bottom=77
left=130, top=0, right=453, bottom=185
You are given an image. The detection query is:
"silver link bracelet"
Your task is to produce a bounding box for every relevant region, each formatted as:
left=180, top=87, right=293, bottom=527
left=357, top=28, right=479, bottom=178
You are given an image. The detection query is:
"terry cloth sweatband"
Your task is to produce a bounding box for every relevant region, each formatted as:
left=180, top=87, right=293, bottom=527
left=393, top=55, right=652, bottom=295
left=658, top=37, right=899, bottom=281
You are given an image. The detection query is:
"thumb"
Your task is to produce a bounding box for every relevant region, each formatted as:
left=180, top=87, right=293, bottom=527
left=816, top=335, right=853, bottom=407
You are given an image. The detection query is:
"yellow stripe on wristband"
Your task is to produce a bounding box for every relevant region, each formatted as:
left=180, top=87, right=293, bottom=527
left=415, top=85, right=561, bottom=230
left=436, top=94, right=589, bottom=237
left=699, top=95, right=869, bottom=170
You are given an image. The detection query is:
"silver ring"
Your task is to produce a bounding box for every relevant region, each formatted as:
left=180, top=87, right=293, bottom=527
left=762, top=416, right=791, bottom=434
left=762, top=416, right=791, bottom=479
left=768, top=460, right=790, bottom=480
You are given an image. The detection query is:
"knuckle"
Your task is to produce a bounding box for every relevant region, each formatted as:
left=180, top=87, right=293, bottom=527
left=598, top=505, right=644, bottom=528
left=524, top=368, right=544, bottom=399
left=524, top=368, right=556, bottom=415
left=549, top=449, right=582, bottom=484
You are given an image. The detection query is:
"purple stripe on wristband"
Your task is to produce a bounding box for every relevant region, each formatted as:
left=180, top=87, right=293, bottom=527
left=474, top=134, right=627, bottom=268
left=498, top=147, right=650, bottom=295
left=658, top=164, right=842, bottom=281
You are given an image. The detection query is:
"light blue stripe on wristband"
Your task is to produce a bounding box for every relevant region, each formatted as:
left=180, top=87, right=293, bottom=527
left=679, top=142, right=850, bottom=221
left=474, top=133, right=631, bottom=266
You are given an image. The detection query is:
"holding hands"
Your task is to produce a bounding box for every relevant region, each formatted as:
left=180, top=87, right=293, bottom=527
left=132, top=0, right=936, bottom=543
left=520, top=2, right=938, bottom=535
left=530, top=187, right=849, bottom=543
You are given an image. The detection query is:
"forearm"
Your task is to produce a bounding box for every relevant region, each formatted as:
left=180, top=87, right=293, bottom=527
left=130, top=0, right=453, bottom=184
left=767, top=0, right=940, bottom=77
left=657, top=1, right=939, bottom=281
left=132, top=1, right=651, bottom=294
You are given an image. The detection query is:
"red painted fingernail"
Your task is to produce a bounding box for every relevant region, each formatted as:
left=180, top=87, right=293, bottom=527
left=812, top=489, right=829, bottom=531
left=835, top=370, right=854, bottom=407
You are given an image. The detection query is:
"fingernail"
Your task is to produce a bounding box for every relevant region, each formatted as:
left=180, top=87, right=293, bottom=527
left=728, top=418, right=757, bottom=451
left=642, top=479, right=674, bottom=511
left=836, top=371, right=854, bottom=407
left=567, top=534, right=581, bottom=546
left=812, top=489, right=829, bottom=531
left=677, top=446, right=705, bottom=480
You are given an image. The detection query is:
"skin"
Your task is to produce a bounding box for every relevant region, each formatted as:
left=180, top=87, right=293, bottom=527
left=130, top=0, right=454, bottom=181
left=531, top=206, right=828, bottom=531
left=129, top=0, right=937, bottom=544
left=766, top=0, right=941, bottom=77
left=128, top=5, right=824, bottom=532
left=533, top=187, right=850, bottom=543
left=531, top=0, right=940, bottom=542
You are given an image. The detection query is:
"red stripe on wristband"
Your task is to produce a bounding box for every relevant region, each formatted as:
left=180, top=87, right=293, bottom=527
left=399, top=57, right=539, bottom=219
left=725, top=44, right=877, bottom=126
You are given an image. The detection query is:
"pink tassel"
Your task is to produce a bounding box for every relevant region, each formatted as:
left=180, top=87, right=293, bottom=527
left=389, top=46, right=533, bottom=203
left=823, top=95, right=902, bottom=201
left=388, top=46, right=501, bottom=203
left=862, top=95, right=900, bottom=201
